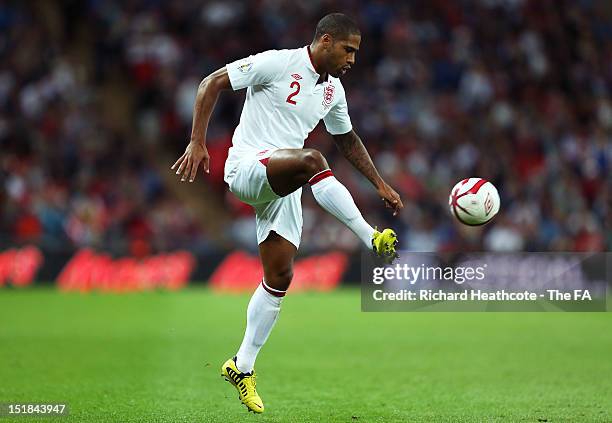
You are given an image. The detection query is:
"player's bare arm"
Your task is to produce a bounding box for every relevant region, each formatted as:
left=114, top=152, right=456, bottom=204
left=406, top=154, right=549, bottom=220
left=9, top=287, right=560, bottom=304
left=171, top=67, right=231, bottom=182
left=332, top=129, right=404, bottom=216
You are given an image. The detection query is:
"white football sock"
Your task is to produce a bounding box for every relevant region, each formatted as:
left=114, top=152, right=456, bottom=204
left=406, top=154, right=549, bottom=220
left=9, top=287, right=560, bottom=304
left=235, top=281, right=284, bottom=373
left=309, top=170, right=376, bottom=248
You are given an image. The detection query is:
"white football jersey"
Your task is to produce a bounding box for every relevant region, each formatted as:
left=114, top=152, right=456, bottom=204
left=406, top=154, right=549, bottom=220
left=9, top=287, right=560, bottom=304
left=225, top=46, right=352, bottom=164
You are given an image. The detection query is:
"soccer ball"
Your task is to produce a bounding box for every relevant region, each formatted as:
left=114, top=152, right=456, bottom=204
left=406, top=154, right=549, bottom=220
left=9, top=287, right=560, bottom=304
left=449, top=178, right=500, bottom=226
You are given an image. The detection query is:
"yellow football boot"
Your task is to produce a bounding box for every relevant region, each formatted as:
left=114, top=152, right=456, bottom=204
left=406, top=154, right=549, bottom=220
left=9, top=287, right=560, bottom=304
left=372, top=228, right=399, bottom=264
left=221, top=357, right=264, bottom=414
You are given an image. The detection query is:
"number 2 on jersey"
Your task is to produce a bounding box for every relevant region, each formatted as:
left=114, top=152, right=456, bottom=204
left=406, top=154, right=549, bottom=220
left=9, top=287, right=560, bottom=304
left=286, top=81, right=300, bottom=105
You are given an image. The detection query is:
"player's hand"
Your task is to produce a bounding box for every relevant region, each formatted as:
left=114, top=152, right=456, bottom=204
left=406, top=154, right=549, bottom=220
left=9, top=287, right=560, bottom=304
left=171, top=142, right=210, bottom=182
left=377, top=183, right=404, bottom=216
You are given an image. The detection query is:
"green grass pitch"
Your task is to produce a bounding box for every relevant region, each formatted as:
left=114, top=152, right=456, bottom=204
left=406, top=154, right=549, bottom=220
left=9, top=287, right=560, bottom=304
left=1, top=288, right=611, bottom=422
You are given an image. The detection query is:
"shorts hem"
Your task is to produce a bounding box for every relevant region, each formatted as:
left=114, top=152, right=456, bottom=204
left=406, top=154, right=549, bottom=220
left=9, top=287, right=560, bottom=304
left=257, top=228, right=300, bottom=250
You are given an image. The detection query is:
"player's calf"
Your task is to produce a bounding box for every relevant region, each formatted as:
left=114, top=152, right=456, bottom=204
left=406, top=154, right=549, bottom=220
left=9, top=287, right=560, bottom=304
left=259, top=231, right=297, bottom=292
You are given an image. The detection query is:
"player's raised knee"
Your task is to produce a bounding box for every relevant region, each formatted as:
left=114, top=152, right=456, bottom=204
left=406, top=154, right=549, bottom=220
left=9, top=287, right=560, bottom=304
left=301, top=149, right=329, bottom=177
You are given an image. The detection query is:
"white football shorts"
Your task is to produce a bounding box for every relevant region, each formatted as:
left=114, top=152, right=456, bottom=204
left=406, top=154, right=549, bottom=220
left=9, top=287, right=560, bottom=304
left=224, top=149, right=303, bottom=249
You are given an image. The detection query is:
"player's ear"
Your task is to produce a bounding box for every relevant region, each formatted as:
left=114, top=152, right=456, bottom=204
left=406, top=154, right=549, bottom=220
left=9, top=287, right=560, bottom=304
left=321, top=34, right=332, bottom=50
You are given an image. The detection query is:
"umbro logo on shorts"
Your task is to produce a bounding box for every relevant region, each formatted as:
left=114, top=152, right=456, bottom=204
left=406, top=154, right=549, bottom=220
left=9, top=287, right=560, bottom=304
left=291, top=73, right=302, bottom=80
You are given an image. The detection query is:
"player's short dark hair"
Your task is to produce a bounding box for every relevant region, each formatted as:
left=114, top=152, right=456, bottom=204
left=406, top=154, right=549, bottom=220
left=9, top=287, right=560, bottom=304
left=314, top=13, right=360, bottom=42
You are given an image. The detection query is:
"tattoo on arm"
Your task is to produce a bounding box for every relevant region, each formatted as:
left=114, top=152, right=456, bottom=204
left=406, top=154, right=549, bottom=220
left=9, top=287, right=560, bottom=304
left=332, top=130, right=384, bottom=188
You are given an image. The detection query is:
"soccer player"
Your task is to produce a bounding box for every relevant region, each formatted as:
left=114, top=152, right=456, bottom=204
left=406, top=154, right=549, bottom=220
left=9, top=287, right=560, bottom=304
left=171, top=13, right=403, bottom=413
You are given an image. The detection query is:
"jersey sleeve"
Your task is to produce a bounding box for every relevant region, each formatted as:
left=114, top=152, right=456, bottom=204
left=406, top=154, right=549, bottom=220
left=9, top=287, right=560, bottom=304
left=226, top=50, right=287, bottom=91
left=323, top=89, right=353, bottom=135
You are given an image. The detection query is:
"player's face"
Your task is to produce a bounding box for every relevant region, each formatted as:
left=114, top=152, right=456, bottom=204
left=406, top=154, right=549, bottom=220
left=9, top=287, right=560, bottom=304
left=327, top=34, right=361, bottom=78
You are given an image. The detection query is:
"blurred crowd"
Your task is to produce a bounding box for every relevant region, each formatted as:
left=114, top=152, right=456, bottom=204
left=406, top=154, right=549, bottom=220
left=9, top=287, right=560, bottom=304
left=1, top=0, right=610, bottom=255
left=0, top=1, right=205, bottom=255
